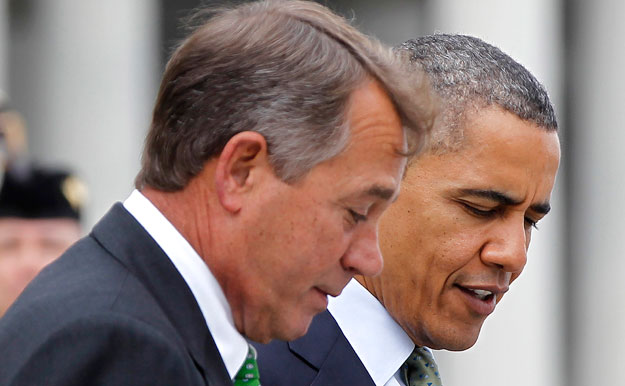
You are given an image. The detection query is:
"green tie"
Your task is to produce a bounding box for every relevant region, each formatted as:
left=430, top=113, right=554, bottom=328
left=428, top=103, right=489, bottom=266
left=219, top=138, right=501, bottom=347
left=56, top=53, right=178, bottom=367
left=234, top=346, right=261, bottom=386
left=400, top=346, right=443, bottom=386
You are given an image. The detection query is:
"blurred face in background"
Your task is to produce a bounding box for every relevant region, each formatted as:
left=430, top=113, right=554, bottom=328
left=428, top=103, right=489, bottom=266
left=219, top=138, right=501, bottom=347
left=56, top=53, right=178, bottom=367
left=0, top=217, right=81, bottom=316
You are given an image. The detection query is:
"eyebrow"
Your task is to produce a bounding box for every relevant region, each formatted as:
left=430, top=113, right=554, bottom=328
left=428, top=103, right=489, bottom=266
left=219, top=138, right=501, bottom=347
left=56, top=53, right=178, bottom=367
left=458, top=189, right=551, bottom=215
left=364, top=185, right=397, bottom=201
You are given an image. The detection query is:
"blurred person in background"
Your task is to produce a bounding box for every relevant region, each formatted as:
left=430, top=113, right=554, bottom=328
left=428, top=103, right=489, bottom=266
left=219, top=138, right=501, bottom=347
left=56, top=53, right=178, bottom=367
left=255, top=34, right=561, bottom=386
left=0, top=91, right=85, bottom=317
left=0, top=166, right=85, bottom=317
left=0, top=1, right=430, bottom=385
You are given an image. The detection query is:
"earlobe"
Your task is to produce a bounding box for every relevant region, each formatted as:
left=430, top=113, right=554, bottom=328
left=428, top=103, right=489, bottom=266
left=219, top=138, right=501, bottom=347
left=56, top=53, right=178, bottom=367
left=214, top=131, right=269, bottom=213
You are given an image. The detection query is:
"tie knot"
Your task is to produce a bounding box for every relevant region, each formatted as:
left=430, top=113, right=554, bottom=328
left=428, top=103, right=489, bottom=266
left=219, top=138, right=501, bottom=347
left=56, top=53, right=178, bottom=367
left=401, top=346, right=442, bottom=386
left=234, top=346, right=261, bottom=386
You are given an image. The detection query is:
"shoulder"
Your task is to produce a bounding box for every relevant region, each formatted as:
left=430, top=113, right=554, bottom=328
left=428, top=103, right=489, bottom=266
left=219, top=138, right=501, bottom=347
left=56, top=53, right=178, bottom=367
left=0, top=236, right=199, bottom=385
left=0, top=312, right=203, bottom=385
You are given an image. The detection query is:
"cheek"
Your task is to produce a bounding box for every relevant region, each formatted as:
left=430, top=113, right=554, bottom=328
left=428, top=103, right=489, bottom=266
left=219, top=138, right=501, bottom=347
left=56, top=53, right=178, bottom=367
left=313, top=220, right=352, bottom=269
left=379, top=204, right=421, bottom=256
left=0, top=259, right=21, bottom=278
left=279, top=207, right=349, bottom=275
left=427, top=228, right=485, bottom=284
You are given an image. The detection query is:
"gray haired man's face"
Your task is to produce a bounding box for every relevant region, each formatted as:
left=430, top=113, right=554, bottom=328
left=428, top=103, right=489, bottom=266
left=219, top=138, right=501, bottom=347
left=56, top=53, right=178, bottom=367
left=223, top=80, right=408, bottom=343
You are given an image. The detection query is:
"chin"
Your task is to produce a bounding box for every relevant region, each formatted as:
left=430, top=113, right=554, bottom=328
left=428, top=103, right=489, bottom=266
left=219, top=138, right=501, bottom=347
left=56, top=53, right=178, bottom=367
left=442, top=338, right=480, bottom=352
left=435, top=330, right=482, bottom=351
left=418, top=321, right=482, bottom=351
left=277, top=319, right=313, bottom=342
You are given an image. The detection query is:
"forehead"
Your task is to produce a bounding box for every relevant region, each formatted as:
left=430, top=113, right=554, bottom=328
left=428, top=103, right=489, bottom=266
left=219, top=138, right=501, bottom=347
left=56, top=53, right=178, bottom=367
left=302, top=80, right=406, bottom=194
left=0, top=218, right=80, bottom=239
left=406, top=107, right=560, bottom=201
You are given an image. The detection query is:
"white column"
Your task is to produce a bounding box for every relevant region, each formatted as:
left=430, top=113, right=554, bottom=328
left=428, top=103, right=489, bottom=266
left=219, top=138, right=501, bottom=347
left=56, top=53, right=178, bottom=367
left=422, top=1, right=565, bottom=386
left=9, top=0, right=160, bottom=227
left=0, top=0, right=7, bottom=90
left=568, top=0, right=625, bottom=384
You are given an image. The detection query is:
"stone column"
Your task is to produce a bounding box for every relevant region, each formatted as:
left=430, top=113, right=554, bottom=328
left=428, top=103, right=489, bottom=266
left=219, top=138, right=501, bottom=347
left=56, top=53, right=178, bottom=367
left=566, top=0, right=625, bottom=384
left=8, top=0, right=160, bottom=227
left=0, top=0, right=7, bottom=90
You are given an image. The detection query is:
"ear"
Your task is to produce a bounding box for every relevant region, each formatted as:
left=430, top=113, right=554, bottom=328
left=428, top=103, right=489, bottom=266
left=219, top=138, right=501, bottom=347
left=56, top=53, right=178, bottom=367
left=214, top=131, right=270, bottom=213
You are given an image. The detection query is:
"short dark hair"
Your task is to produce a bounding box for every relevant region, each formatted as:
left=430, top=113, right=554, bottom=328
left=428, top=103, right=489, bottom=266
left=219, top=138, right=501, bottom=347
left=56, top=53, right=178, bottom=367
left=397, top=34, right=557, bottom=151
left=137, top=0, right=431, bottom=191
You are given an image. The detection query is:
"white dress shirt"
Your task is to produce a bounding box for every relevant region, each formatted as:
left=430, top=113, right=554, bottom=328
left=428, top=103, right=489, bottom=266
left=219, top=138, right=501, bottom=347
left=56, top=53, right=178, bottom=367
left=328, top=279, right=415, bottom=386
left=123, top=190, right=248, bottom=379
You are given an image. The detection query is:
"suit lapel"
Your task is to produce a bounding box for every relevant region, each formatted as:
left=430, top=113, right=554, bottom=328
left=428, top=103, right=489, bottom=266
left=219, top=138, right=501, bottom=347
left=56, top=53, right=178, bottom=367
left=289, top=311, right=375, bottom=386
left=91, top=203, right=233, bottom=386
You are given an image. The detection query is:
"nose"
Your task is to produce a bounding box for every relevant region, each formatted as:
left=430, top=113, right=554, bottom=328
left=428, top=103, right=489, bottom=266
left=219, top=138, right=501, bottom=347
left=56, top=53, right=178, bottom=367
left=341, top=224, right=384, bottom=277
left=16, top=248, right=48, bottom=284
left=480, top=220, right=528, bottom=275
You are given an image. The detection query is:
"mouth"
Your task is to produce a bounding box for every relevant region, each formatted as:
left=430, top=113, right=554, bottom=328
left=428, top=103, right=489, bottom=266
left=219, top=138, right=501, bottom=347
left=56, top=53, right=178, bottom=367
left=311, top=287, right=332, bottom=310
left=454, top=284, right=506, bottom=316
left=461, top=287, right=495, bottom=301
left=314, top=286, right=342, bottom=298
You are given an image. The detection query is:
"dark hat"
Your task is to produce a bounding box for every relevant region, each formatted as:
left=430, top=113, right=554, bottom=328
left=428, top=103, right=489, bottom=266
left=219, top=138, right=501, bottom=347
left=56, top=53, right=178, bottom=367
left=0, top=166, right=86, bottom=220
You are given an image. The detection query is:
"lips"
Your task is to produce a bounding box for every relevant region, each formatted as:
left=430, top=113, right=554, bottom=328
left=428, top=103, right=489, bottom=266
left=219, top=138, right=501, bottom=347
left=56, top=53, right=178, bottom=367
left=310, top=287, right=329, bottom=309
left=465, top=288, right=494, bottom=301
left=314, top=286, right=343, bottom=299
left=454, top=284, right=508, bottom=316
left=312, top=284, right=345, bottom=310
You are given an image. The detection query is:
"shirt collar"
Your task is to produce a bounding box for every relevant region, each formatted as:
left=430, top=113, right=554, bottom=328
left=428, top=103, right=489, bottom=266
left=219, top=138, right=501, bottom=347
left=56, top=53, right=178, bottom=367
left=328, top=279, right=415, bottom=386
left=123, top=189, right=248, bottom=379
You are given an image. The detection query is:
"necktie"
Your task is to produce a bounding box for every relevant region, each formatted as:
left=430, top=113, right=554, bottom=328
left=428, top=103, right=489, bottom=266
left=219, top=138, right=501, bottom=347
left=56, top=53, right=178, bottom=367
left=400, top=346, right=443, bottom=386
left=234, top=345, right=261, bottom=386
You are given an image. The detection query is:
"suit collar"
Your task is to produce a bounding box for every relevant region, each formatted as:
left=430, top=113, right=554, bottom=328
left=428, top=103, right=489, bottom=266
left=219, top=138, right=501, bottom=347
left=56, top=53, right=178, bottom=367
left=288, top=311, right=375, bottom=385
left=328, top=279, right=414, bottom=385
left=123, top=190, right=248, bottom=378
left=91, top=203, right=233, bottom=386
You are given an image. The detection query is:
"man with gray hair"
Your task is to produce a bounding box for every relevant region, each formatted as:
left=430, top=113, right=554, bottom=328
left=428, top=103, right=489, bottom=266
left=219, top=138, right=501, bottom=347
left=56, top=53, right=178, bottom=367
left=0, top=1, right=429, bottom=385
left=255, top=33, right=561, bottom=386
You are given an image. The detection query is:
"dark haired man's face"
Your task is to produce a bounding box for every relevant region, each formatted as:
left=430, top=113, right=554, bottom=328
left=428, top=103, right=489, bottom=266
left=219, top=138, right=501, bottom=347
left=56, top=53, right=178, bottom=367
left=0, top=218, right=81, bottom=315
left=359, top=106, right=560, bottom=350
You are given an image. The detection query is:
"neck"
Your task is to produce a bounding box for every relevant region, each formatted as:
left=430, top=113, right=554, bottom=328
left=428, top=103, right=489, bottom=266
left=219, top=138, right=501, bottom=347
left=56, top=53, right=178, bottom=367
left=141, top=180, right=214, bottom=263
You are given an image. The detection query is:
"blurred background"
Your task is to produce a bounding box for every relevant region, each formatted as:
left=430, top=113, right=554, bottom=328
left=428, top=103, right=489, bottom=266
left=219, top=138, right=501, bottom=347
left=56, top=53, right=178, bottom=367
left=1, top=0, right=622, bottom=385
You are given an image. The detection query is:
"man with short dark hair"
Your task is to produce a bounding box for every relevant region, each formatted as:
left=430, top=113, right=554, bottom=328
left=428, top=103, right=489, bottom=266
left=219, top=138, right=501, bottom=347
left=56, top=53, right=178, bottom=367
left=0, top=1, right=429, bottom=385
left=255, top=34, right=561, bottom=386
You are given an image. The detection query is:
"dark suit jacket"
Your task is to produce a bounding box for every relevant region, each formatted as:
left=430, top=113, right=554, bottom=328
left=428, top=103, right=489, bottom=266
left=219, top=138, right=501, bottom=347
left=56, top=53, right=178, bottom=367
left=253, top=310, right=375, bottom=386
left=0, top=203, right=233, bottom=385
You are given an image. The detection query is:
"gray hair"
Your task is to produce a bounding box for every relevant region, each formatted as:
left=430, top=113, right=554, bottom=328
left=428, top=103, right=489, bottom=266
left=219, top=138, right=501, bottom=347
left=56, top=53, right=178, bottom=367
left=396, top=34, right=557, bottom=151
left=136, top=0, right=431, bottom=191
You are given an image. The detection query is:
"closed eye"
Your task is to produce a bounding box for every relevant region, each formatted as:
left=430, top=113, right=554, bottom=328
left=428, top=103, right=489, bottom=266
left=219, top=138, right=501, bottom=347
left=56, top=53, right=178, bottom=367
left=348, top=209, right=368, bottom=224
left=463, top=202, right=541, bottom=230
left=460, top=202, right=497, bottom=218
